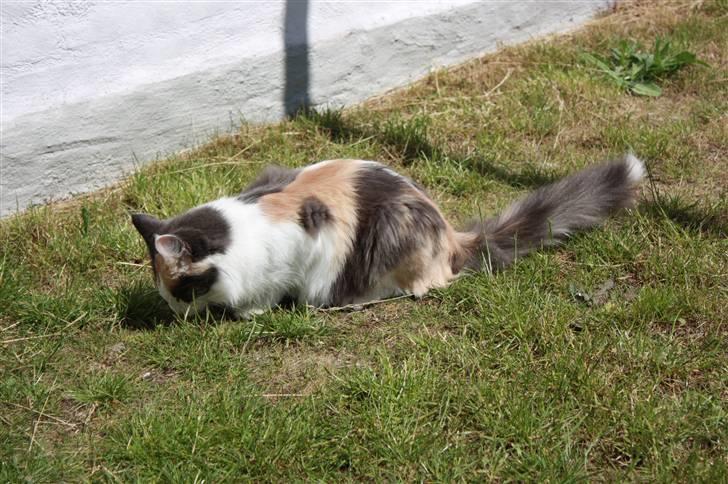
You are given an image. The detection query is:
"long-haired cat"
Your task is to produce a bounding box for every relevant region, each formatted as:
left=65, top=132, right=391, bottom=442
left=131, top=155, right=645, bottom=318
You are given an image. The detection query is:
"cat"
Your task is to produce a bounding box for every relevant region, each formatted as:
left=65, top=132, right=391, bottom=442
left=131, top=155, right=645, bottom=318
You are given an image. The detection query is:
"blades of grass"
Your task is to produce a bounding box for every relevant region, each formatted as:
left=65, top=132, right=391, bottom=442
left=630, top=82, right=662, bottom=97
left=580, top=52, right=611, bottom=73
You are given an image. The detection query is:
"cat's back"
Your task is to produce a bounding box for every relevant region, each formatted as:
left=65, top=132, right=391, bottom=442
left=237, top=159, right=458, bottom=305
left=238, top=158, right=435, bottom=234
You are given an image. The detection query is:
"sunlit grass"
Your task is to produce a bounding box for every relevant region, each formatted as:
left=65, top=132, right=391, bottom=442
left=1, top=0, right=726, bottom=480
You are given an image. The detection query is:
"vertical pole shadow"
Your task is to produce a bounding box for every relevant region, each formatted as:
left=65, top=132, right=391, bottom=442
left=284, top=0, right=310, bottom=117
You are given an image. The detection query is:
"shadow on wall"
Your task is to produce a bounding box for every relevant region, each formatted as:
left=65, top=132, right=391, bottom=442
left=284, top=0, right=311, bottom=117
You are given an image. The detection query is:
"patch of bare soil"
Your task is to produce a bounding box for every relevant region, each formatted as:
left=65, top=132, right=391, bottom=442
left=244, top=345, right=359, bottom=400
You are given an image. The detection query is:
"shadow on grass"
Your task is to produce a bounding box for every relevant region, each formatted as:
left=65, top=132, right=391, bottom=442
left=640, top=194, right=726, bottom=237
left=115, top=283, right=273, bottom=330
left=115, top=283, right=175, bottom=330
left=297, top=107, right=556, bottom=189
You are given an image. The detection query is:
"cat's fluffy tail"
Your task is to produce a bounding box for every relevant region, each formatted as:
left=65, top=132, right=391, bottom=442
left=463, top=154, right=645, bottom=271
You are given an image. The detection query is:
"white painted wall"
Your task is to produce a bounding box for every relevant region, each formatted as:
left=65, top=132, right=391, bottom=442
left=3, top=1, right=481, bottom=123
left=1, top=0, right=610, bottom=216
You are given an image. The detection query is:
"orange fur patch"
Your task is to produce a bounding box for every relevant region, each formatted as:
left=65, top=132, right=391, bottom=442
left=154, top=253, right=177, bottom=290
left=259, top=159, right=360, bottom=257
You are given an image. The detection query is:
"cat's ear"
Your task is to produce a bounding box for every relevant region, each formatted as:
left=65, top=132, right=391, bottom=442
left=131, top=213, right=163, bottom=243
left=154, top=234, right=189, bottom=259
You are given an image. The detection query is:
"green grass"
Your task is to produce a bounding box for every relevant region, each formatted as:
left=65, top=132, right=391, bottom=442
left=1, top=0, right=727, bottom=480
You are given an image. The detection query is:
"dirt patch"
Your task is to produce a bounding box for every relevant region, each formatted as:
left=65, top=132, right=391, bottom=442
left=244, top=345, right=360, bottom=400
left=240, top=301, right=423, bottom=399
left=651, top=314, right=726, bottom=343
left=87, top=341, right=128, bottom=373
left=57, top=396, right=91, bottom=433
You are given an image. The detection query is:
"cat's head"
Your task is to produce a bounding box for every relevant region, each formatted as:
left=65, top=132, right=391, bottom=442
left=130, top=206, right=230, bottom=315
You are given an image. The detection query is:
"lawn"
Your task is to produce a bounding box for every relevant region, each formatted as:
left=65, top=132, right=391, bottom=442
left=1, top=0, right=726, bottom=481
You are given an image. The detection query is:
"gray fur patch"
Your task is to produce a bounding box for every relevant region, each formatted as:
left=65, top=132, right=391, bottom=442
left=238, top=165, right=300, bottom=203
left=163, top=207, right=231, bottom=262
left=330, top=165, right=445, bottom=304
left=298, top=196, right=331, bottom=235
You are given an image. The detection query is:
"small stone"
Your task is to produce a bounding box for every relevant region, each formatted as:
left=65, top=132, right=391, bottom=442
left=592, top=278, right=615, bottom=306
left=104, top=342, right=127, bottom=365
left=108, top=342, right=126, bottom=356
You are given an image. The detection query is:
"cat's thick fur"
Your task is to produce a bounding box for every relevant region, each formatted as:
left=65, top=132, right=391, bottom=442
left=131, top=155, right=645, bottom=317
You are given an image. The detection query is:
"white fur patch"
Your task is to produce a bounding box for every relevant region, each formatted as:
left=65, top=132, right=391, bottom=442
left=204, top=196, right=352, bottom=312
left=297, top=223, right=349, bottom=305
left=204, top=197, right=304, bottom=313
left=624, top=153, right=646, bottom=184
